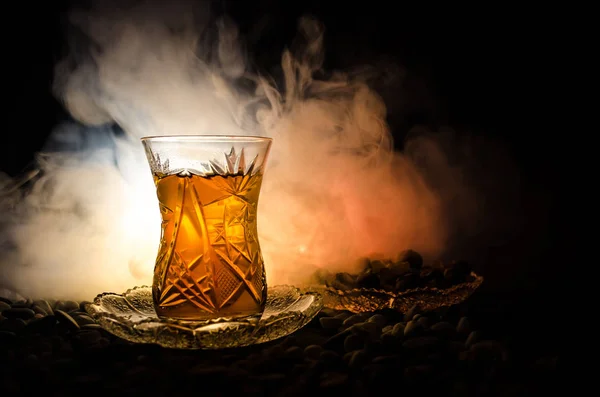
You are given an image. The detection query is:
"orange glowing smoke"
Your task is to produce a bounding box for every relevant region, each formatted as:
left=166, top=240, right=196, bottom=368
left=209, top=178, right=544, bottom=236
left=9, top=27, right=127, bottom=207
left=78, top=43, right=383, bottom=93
left=0, top=3, right=475, bottom=300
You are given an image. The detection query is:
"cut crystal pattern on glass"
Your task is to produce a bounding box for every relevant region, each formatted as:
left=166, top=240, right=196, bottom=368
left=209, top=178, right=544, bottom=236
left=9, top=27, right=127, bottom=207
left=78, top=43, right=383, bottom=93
left=153, top=172, right=266, bottom=318
left=148, top=147, right=260, bottom=177
left=142, top=136, right=272, bottom=321
left=85, top=285, right=322, bottom=350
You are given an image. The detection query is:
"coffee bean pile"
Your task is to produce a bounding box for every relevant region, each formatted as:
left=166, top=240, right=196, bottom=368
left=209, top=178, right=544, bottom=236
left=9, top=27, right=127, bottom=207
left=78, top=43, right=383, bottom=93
left=313, top=250, right=477, bottom=292
left=0, top=295, right=557, bottom=396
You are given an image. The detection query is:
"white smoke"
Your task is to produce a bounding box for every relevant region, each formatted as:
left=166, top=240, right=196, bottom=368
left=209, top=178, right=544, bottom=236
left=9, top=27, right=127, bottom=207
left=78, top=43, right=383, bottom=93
left=0, top=0, right=490, bottom=300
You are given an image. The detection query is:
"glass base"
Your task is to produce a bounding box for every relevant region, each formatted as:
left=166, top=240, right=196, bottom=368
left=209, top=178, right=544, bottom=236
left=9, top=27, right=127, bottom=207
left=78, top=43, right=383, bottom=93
left=155, top=308, right=264, bottom=323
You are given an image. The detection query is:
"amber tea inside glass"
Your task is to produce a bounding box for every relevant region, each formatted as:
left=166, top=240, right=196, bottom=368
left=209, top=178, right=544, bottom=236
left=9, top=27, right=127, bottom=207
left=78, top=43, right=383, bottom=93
left=141, top=135, right=272, bottom=321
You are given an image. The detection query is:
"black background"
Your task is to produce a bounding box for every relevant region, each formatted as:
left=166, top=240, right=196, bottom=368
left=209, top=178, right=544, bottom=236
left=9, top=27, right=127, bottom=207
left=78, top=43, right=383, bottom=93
left=2, top=0, right=561, bottom=318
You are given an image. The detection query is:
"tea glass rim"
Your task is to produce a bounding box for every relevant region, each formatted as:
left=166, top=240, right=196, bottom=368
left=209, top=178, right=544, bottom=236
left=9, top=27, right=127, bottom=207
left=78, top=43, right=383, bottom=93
left=141, top=135, right=272, bottom=143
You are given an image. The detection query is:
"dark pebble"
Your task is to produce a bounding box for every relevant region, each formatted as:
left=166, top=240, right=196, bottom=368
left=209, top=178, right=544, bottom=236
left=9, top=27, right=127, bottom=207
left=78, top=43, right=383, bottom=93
left=465, top=330, right=481, bottom=347
left=404, top=364, right=434, bottom=381
left=448, top=341, right=466, bottom=353
left=0, top=301, right=11, bottom=312
left=319, top=372, right=348, bottom=388
left=470, top=340, right=509, bottom=361
left=342, top=314, right=368, bottom=327
left=367, top=314, right=386, bottom=328
left=351, top=322, right=379, bottom=340
left=232, top=359, right=249, bottom=370
left=320, top=349, right=340, bottom=359
left=55, top=300, right=80, bottom=312
left=291, top=363, right=309, bottom=376
left=0, top=297, right=13, bottom=305
left=54, top=310, right=80, bottom=331
left=385, top=260, right=410, bottom=275
left=421, top=267, right=444, bottom=281
left=79, top=301, right=92, bottom=312
left=308, top=359, right=325, bottom=373
left=75, top=330, right=102, bottom=345
left=391, top=322, right=405, bottom=337
left=451, top=260, right=472, bottom=276
left=416, top=316, right=429, bottom=328
left=334, top=312, right=351, bottom=321
left=304, top=344, right=323, bottom=359
left=281, top=335, right=297, bottom=347
left=356, top=271, right=380, bottom=289
left=319, top=308, right=339, bottom=317
left=444, top=267, right=467, bottom=284
left=265, top=344, right=284, bottom=358
left=377, top=267, right=397, bottom=289
left=25, top=353, right=38, bottom=366
left=402, top=336, right=440, bottom=350
left=395, top=278, right=407, bottom=292
left=427, top=353, right=442, bottom=364
left=369, top=260, right=386, bottom=273
left=403, top=272, right=421, bottom=289
left=364, top=340, right=386, bottom=356
left=0, top=318, right=27, bottom=332
left=10, top=300, right=32, bottom=309
left=403, top=320, right=422, bottom=337
left=328, top=280, right=351, bottom=291
left=349, top=349, right=368, bottom=369
left=319, top=350, right=340, bottom=366
left=189, top=365, right=229, bottom=376
left=344, top=333, right=363, bottom=352
left=25, top=315, right=57, bottom=334
left=434, top=278, right=451, bottom=289
left=253, top=373, right=286, bottom=381
left=372, top=355, right=398, bottom=366
left=124, top=365, right=151, bottom=378
left=73, top=314, right=97, bottom=326
left=343, top=351, right=353, bottom=364
left=81, top=323, right=102, bottom=330
left=443, top=268, right=454, bottom=281
left=534, top=356, right=558, bottom=372
left=404, top=305, right=420, bottom=322
left=397, top=249, right=423, bottom=270
left=364, top=363, right=387, bottom=385
left=430, top=321, right=456, bottom=338
left=31, top=305, right=48, bottom=316
left=0, top=330, right=17, bottom=344
left=320, top=317, right=343, bottom=329
left=457, top=317, right=471, bottom=334
left=2, top=308, right=36, bottom=320
left=136, top=354, right=150, bottom=364
left=381, top=333, right=396, bottom=347
left=285, top=346, right=303, bottom=360
left=33, top=300, right=54, bottom=315
left=73, top=373, right=104, bottom=384
left=335, top=272, right=356, bottom=287
left=53, top=358, right=77, bottom=371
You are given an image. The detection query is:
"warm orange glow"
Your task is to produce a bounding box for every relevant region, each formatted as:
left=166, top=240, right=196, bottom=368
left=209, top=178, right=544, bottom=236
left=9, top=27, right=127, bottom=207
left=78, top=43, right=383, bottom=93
left=151, top=171, right=266, bottom=320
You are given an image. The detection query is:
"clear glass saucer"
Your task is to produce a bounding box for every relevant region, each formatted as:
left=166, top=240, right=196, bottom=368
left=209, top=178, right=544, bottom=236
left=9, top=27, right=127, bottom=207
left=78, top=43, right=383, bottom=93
left=303, top=272, right=483, bottom=313
left=85, top=285, right=322, bottom=349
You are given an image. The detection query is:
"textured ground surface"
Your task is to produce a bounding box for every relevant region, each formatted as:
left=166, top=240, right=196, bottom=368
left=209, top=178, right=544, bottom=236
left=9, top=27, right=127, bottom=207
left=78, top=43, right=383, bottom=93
left=0, top=290, right=559, bottom=396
